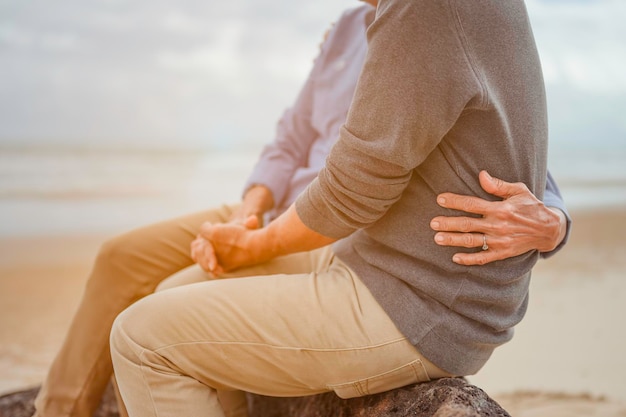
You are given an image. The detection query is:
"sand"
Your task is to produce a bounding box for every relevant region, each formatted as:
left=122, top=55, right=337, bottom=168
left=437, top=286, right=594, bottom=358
left=1, top=207, right=625, bottom=415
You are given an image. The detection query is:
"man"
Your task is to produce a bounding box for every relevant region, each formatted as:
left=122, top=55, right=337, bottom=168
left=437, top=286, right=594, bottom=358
left=110, top=1, right=569, bottom=416
left=35, top=2, right=569, bottom=417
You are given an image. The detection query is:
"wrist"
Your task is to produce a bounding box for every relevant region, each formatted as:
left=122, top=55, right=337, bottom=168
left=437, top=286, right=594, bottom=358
left=243, top=185, right=275, bottom=216
left=250, top=226, right=281, bottom=263
left=544, top=206, right=567, bottom=252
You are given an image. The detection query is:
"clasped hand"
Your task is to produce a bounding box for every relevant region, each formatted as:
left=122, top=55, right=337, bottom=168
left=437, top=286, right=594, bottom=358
left=191, top=214, right=262, bottom=274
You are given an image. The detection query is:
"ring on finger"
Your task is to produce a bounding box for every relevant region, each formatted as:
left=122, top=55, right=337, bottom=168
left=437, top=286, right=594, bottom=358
left=482, top=234, right=489, bottom=251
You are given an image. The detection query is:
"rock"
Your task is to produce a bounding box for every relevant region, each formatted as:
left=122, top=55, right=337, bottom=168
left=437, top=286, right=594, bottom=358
left=0, top=378, right=510, bottom=417
left=0, top=383, right=120, bottom=417
left=0, top=387, right=38, bottom=417
left=247, top=378, right=511, bottom=417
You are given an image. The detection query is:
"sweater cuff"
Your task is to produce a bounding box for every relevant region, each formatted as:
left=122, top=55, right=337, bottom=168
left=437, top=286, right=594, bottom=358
left=294, top=179, right=357, bottom=239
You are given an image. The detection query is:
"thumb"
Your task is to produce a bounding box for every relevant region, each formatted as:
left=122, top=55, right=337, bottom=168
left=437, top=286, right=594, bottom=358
left=243, top=214, right=260, bottom=230
left=478, top=170, right=519, bottom=199
left=199, top=221, right=213, bottom=236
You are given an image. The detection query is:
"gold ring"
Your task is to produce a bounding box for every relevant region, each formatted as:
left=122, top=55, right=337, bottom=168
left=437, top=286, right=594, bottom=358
left=482, top=234, right=489, bottom=251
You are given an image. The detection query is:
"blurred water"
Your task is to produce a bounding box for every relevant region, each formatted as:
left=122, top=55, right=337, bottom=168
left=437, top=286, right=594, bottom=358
left=0, top=147, right=259, bottom=237
left=547, top=146, right=626, bottom=209
left=0, top=144, right=624, bottom=237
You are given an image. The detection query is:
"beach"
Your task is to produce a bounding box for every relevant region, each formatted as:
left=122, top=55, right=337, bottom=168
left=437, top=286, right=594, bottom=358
left=0, top=0, right=624, bottom=413
left=470, top=207, right=626, bottom=415
left=1, top=206, right=625, bottom=415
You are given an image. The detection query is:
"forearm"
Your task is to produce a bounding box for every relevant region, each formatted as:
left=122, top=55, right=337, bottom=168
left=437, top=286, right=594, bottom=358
left=256, top=205, right=337, bottom=260
left=199, top=204, right=336, bottom=272
left=240, top=185, right=275, bottom=220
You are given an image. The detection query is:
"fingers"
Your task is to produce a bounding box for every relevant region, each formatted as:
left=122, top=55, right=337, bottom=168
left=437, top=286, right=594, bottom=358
left=432, top=172, right=541, bottom=266
left=190, top=236, right=206, bottom=263
left=199, top=221, right=214, bottom=236
left=436, top=193, right=490, bottom=216
left=450, top=250, right=510, bottom=266
left=436, top=171, right=531, bottom=215
left=434, top=231, right=485, bottom=248
left=478, top=170, right=528, bottom=199
left=433, top=232, right=513, bottom=265
left=190, top=236, right=219, bottom=273
left=243, top=214, right=260, bottom=230
left=431, top=215, right=484, bottom=234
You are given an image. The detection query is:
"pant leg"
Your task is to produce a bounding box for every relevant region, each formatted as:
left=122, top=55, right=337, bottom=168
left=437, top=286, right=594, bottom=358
left=113, top=373, right=248, bottom=417
left=135, top=263, right=262, bottom=417
left=115, top=249, right=337, bottom=417
left=156, top=246, right=336, bottom=291
left=33, top=204, right=237, bottom=417
left=110, top=248, right=451, bottom=417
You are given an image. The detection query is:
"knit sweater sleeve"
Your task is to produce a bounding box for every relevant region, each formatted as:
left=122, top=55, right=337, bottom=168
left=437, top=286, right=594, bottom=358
left=296, top=0, right=482, bottom=238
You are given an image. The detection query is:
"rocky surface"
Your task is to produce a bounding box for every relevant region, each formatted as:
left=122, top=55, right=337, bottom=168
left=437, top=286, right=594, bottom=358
left=247, top=378, right=511, bottom=417
left=0, top=384, right=119, bottom=417
left=0, top=378, right=510, bottom=417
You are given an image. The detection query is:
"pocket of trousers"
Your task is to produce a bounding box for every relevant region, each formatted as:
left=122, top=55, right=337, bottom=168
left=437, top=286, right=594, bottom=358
left=327, top=359, right=431, bottom=399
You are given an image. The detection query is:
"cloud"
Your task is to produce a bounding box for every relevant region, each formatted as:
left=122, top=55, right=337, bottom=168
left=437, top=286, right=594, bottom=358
left=527, top=0, right=626, bottom=95
left=157, top=20, right=246, bottom=77
left=0, top=0, right=622, bottom=151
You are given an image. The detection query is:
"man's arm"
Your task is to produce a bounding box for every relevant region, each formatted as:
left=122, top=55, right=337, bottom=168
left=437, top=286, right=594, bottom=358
left=540, top=170, right=572, bottom=258
left=228, top=184, right=275, bottom=227
left=430, top=170, right=571, bottom=265
left=239, top=24, right=335, bottom=214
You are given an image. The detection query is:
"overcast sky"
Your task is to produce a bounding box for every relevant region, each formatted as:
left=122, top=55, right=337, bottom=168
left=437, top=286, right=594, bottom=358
left=0, top=0, right=624, bottom=152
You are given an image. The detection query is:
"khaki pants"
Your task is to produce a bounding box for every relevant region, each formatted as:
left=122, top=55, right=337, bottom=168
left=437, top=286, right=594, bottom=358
left=33, top=204, right=250, bottom=417
left=110, top=247, right=451, bottom=417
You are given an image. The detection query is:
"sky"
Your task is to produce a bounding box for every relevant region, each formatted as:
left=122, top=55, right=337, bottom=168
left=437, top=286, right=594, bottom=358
left=0, top=0, right=625, bottom=152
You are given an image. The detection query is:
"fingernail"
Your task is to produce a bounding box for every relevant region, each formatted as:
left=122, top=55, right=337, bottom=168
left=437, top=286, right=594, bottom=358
left=435, top=234, right=444, bottom=243
left=437, top=196, right=446, bottom=205
left=452, top=255, right=461, bottom=263
left=431, top=221, right=440, bottom=229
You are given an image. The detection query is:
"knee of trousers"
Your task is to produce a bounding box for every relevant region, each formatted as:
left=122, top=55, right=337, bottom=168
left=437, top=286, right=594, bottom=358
left=110, top=303, right=144, bottom=370
left=88, top=233, right=162, bottom=295
left=110, top=299, right=175, bottom=375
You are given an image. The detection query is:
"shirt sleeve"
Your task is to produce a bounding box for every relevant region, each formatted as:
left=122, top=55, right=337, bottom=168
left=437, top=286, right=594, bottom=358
left=242, top=85, right=315, bottom=207
left=541, top=170, right=572, bottom=258
left=242, top=32, right=331, bottom=205
left=296, top=0, right=481, bottom=238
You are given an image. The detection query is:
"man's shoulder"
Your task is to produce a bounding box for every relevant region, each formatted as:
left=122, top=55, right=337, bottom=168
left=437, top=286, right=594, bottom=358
left=336, top=4, right=373, bottom=25
left=322, top=4, right=372, bottom=49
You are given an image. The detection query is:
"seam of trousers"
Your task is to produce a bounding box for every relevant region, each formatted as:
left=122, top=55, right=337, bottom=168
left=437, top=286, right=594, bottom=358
left=116, top=326, right=161, bottom=417
left=148, top=337, right=409, bottom=355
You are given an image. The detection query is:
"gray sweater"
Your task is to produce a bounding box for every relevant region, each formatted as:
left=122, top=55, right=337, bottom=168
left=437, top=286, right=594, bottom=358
left=295, top=0, right=548, bottom=376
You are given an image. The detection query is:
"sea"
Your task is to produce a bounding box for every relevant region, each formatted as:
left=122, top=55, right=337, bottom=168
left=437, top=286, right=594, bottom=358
left=0, top=146, right=259, bottom=238
left=0, top=143, right=625, bottom=238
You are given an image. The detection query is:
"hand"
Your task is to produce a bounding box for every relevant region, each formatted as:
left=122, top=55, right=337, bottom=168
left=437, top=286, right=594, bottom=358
left=195, top=221, right=267, bottom=273
left=191, top=215, right=260, bottom=273
left=190, top=235, right=223, bottom=274
left=195, top=204, right=336, bottom=273
left=191, top=185, right=270, bottom=273
left=430, top=170, right=567, bottom=266
left=230, top=185, right=274, bottom=227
